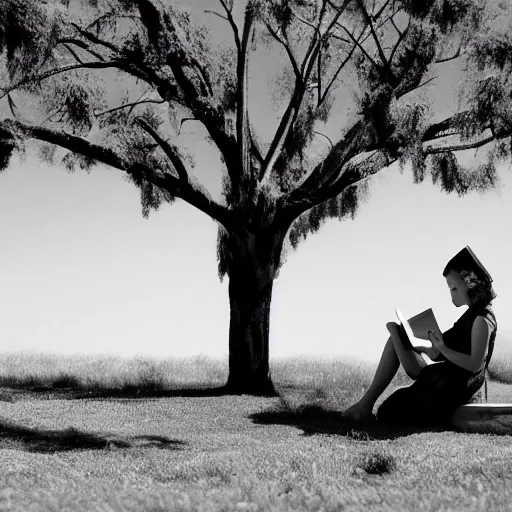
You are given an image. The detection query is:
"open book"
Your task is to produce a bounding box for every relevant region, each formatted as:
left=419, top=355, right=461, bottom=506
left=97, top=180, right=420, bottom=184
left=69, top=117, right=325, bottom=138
left=395, top=307, right=440, bottom=349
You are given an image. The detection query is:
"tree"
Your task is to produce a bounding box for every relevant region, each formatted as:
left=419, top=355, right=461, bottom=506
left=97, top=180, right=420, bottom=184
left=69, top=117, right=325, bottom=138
left=1, top=0, right=511, bottom=395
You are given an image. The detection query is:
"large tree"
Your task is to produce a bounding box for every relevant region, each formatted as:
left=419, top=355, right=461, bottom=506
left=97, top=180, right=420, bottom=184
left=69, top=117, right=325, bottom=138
left=1, top=0, right=511, bottom=394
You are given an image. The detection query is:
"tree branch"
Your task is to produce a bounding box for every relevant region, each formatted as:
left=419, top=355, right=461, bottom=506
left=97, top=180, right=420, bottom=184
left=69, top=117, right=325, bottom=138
left=5, top=119, right=128, bottom=170
left=0, top=61, right=124, bottom=101
left=314, top=131, right=334, bottom=148
left=162, top=39, right=238, bottom=187
left=356, top=0, right=394, bottom=80
left=317, top=39, right=322, bottom=105
left=339, top=24, right=379, bottom=70
left=299, top=0, right=329, bottom=76
left=373, top=0, right=394, bottom=20
left=137, top=119, right=189, bottom=182
left=257, top=0, right=357, bottom=189
left=320, top=3, right=400, bottom=103
left=94, top=99, right=165, bottom=117
left=177, top=117, right=199, bottom=136
left=57, top=39, right=106, bottom=62
left=1, top=119, right=241, bottom=233
left=63, top=44, right=84, bottom=64
left=282, top=120, right=376, bottom=218
left=424, top=134, right=496, bottom=154
left=71, top=23, right=120, bottom=55
left=68, top=23, right=180, bottom=92
left=64, top=25, right=230, bottom=185
left=265, top=22, right=302, bottom=80
left=204, top=10, right=229, bottom=22
left=435, top=46, right=462, bottom=64
left=259, top=2, right=337, bottom=186
left=422, top=111, right=473, bottom=142
left=248, top=124, right=264, bottom=168
left=321, top=22, right=368, bottom=104
left=7, top=94, right=19, bottom=118
left=283, top=145, right=392, bottom=221
left=85, top=12, right=142, bottom=30
left=217, top=0, right=241, bottom=52
left=236, top=7, right=256, bottom=186
left=415, top=76, right=437, bottom=91
left=390, top=16, right=403, bottom=38
left=389, top=15, right=409, bottom=64
left=189, top=57, right=214, bottom=97
left=290, top=8, right=322, bottom=34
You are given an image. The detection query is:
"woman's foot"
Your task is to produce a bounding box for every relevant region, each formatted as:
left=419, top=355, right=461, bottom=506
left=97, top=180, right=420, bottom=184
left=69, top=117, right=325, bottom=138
left=343, top=401, right=374, bottom=422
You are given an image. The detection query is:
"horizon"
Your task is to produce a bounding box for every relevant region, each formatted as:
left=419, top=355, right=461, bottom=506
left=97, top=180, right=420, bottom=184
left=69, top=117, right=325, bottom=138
left=1, top=0, right=512, bottom=364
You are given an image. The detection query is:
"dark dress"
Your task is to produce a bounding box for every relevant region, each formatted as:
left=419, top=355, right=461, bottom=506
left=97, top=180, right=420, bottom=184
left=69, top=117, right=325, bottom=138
left=377, top=303, right=498, bottom=425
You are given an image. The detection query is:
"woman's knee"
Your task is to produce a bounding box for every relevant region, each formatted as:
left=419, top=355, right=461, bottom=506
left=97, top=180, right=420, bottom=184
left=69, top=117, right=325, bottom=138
left=386, top=321, right=399, bottom=334
left=405, top=365, right=422, bottom=380
left=386, top=322, right=423, bottom=379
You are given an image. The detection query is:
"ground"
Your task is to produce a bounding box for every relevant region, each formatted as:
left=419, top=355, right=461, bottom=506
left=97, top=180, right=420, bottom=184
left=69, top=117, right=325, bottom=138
left=0, top=354, right=511, bottom=511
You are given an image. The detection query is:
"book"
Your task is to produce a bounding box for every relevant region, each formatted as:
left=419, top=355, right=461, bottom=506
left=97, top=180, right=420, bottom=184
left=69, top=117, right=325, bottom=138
left=395, top=307, right=440, bottom=349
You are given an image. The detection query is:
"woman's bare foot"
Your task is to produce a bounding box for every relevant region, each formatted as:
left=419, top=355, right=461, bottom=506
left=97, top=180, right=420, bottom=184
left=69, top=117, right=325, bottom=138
left=343, top=401, right=374, bottom=422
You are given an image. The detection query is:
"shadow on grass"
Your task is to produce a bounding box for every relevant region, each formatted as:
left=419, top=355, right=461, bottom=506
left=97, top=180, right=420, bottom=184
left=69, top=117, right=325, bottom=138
left=249, top=402, right=454, bottom=441
left=0, top=384, right=234, bottom=401
left=0, top=418, right=186, bottom=453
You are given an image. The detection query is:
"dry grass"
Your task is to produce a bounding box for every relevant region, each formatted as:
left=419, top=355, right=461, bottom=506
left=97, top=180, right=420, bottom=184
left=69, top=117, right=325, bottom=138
left=488, top=345, right=512, bottom=385
left=0, top=352, right=227, bottom=395
left=1, top=352, right=512, bottom=511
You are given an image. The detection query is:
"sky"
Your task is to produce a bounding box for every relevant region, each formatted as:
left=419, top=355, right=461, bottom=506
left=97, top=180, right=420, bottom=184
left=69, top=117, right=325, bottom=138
left=1, top=0, right=512, bottom=363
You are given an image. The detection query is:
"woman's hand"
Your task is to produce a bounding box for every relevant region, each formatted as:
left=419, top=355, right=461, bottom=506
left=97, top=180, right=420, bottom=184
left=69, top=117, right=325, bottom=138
left=428, top=330, right=444, bottom=353
left=416, top=343, right=440, bottom=361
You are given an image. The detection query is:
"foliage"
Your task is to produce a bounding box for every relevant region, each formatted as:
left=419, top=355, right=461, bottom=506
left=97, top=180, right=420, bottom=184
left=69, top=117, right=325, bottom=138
left=0, top=126, right=16, bottom=172
left=288, top=181, right=370, bottom=250
left=0, top=0, right=511, bottom=280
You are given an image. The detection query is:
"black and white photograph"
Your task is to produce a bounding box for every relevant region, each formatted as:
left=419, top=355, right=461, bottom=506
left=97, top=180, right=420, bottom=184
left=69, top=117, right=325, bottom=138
left=1, top=0, right=512, bottom=510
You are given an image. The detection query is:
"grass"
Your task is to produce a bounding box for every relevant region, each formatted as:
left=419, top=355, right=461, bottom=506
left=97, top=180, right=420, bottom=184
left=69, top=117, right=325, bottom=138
left=0, top=352, right=512, bottom=511
left=0, top=352, right=227, bottom=393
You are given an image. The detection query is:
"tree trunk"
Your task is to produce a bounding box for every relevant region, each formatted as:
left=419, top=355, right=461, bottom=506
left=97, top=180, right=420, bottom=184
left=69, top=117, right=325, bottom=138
left=224, top=229, right=282, bottom=396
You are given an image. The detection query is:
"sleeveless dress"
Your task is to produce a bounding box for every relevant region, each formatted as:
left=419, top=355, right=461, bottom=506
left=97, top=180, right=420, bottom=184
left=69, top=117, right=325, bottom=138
left=377, top=303, right=497, bottom=425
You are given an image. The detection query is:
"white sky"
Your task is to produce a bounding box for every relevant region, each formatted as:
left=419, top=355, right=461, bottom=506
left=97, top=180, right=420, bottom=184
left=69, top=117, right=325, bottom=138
left=1, top=0, right=511, bottom=362
left=1, top=153, right=511, bottom=362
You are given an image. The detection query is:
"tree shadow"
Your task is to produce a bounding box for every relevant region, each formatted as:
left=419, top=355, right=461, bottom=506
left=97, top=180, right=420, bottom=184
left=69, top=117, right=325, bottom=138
left=0, top=418, right=186, bottom=453
left=71, top=385, right=231, bottom=400
left=249, top=403, right=455, bottom=441
left=2, top=385, right=233, bottom=401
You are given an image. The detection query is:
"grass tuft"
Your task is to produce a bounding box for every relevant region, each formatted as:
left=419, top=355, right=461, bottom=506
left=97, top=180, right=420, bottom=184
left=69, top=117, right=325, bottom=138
left=51, top=374, right=81, bottom=389
left=356, top=450, right=397, bottom=475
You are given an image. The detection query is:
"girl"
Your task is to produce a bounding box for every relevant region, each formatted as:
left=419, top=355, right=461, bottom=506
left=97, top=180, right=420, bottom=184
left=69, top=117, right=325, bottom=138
left=344, top=246, right=497, bottom=425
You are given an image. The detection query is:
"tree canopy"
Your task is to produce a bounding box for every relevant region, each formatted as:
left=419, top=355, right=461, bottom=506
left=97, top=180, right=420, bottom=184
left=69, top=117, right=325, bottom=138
left=0, top=0, right=511, bottom=271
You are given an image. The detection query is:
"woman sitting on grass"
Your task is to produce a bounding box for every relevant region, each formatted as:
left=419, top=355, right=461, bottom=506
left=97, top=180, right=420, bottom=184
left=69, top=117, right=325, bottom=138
left=344, top=246, right=497, bottom=425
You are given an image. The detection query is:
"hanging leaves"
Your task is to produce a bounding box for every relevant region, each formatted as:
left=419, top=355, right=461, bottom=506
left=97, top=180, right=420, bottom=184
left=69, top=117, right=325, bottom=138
left=287, top=179, right=371, bottom=250
left=0, top=126, right=16, bottom=172
left=61, top=152, right=96, bottom=173
left=428, top=151, right=499, bottom=196
left=216, top=226, right=231, bottom=281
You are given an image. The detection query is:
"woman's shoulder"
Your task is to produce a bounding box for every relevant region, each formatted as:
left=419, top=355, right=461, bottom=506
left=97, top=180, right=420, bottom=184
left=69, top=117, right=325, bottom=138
left=472, top=305, right=497, bottom=332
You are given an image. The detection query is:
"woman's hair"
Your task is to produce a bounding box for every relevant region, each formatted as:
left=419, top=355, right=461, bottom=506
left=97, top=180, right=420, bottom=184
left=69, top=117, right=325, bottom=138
left=443, top=267, right=497, bottom=306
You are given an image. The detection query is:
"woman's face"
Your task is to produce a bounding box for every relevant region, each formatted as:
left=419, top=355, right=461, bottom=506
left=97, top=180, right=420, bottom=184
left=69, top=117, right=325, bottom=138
left=445, top=270, right=471, bottom=307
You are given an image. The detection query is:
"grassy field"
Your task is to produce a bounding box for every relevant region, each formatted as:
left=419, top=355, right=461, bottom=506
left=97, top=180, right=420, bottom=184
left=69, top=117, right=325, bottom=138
left=1, top=352, right=512, bottom=512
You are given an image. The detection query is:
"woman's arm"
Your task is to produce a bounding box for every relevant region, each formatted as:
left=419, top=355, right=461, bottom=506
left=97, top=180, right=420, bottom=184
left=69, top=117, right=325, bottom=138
left=415, top=344, right=441, bottom=361
left=429, top=316, right=491, bottom=373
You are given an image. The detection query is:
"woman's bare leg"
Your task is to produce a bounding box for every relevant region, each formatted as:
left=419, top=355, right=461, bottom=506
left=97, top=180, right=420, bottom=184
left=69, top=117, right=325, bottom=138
left=386, top=322, right=428, bottom=380
left=343, top=322, right=427, bottom=421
